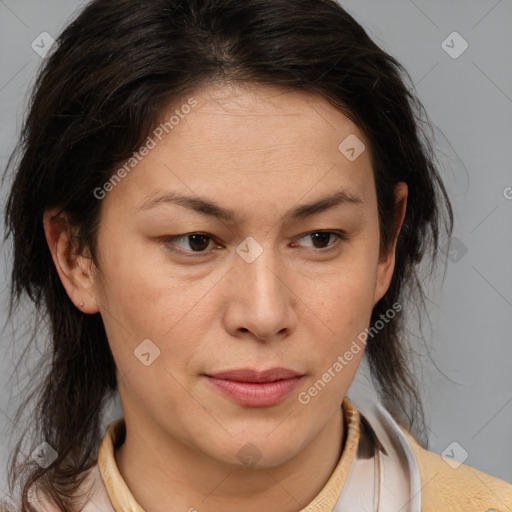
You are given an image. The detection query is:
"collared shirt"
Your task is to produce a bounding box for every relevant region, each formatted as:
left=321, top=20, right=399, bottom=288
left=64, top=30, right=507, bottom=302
left=4, top=396, right=512, bottom=511
left=25, top=397, right=360, bottom=512
left=97, top=397, right=362, bottom=512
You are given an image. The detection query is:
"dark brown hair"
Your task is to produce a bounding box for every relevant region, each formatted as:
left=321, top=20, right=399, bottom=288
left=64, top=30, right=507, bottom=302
left=3, top=0, right=452, bottom=510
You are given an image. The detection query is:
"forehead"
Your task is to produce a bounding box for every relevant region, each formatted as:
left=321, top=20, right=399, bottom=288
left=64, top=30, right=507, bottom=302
left=103, top=82, right=375, bottom=218
left=164, top=82, right=367, bottom=160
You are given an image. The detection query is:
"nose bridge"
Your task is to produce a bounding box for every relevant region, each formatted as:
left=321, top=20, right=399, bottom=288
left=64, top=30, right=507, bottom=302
left=230, top=235, right=292, bottom=337
left=236, top=235, right=287, bottom=300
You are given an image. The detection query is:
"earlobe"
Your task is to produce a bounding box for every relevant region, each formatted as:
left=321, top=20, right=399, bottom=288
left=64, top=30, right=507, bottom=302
left=373, top=183, right=408, bottom=304
left=43, top=208, right=100, bottom=314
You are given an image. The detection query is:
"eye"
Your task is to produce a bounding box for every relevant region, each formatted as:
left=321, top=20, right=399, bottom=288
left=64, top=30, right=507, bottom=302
left=161, top=230, right=347, bottom=258
left=293, top=231, right=347, bottom=251
left=162, top=233, right=217, bottom=255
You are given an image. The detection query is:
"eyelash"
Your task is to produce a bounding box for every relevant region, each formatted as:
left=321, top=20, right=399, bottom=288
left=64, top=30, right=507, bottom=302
left=160, top=230, right=348, bottom=258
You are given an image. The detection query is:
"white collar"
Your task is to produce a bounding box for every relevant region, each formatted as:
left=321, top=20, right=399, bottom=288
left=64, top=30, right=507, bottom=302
left=333, top=399, right=422, bottom=512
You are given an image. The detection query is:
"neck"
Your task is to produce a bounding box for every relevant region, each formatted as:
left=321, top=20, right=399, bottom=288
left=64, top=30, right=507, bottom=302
left=115, top=407, right=345, bottom=512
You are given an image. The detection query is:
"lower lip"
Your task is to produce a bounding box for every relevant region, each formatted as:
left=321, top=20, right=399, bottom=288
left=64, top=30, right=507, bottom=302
left=205, top=376, right=302, bottom=407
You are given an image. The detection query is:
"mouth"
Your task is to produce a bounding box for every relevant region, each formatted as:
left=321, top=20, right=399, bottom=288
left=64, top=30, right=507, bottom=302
left=204, top=367, right=304, bottom=407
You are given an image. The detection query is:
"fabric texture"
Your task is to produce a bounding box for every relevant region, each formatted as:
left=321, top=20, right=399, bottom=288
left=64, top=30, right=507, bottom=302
left=401, top=428, right=512, bottom=512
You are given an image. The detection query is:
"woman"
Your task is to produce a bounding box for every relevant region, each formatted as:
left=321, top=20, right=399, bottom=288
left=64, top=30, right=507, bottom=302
left=2, top=0, right=511, bottom=511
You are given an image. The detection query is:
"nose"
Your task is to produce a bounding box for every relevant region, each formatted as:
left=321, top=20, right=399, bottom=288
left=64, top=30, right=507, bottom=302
left=222, top=240, right=297, bottom=342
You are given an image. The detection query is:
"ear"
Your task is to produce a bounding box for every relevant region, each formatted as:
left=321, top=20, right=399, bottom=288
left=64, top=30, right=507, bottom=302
left=42, top=208, right=100, bottom=314
left=373, top=182, right=408, bottom=304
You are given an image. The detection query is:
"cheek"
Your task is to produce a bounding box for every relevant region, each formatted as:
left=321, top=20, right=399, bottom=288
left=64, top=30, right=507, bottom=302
left=95, top=245, right=215, bottom=377
left=298, top=248, right=378, bottom=380
left=311, top=255, right=378, bottom=328
left=298, top=278, right=373, bottom=409
left=95, top=226, right=174, bottom=320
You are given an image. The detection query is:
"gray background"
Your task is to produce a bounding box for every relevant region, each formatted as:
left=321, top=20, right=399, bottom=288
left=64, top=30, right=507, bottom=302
left=0, top=0, right=511, bottom=500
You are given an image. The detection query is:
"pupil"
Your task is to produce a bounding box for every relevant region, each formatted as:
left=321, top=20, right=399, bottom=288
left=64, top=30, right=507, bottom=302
left=312, top=232, right=330, bottom=248
left=189, top=234, right=209, bottom=251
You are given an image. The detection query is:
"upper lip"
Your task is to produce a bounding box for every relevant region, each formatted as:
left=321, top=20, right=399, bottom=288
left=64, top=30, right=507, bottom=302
left=206, top=367, right=303, bottom=383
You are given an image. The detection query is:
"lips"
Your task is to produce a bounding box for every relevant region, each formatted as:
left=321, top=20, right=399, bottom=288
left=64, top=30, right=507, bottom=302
left=205, top=367, right=304, bottom=407
left=208, top=367, right=303, bottom=383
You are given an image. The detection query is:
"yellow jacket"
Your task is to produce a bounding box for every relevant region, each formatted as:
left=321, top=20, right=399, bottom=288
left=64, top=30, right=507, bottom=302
left=403, top=428, right=512, bottom=511
left=2, top=397, right=511, bottom=511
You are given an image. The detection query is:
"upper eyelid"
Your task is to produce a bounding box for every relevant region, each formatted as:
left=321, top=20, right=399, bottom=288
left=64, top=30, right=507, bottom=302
left=163, top=230, right=346, bottom=253
left=167, top=230, right=345, bottom=242
left=294, top=231, right=347, bottom=247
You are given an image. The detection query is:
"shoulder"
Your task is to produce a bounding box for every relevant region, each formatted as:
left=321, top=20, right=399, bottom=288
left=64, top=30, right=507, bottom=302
left=0, top=464, right=114, bottom=512
left=400, top=427, right=512, bottom=512
left=354, top=397, right=512, bottom=512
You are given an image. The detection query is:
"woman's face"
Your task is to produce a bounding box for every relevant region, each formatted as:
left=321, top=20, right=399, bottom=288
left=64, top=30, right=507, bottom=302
left=88, top=82, right=405, bottom=468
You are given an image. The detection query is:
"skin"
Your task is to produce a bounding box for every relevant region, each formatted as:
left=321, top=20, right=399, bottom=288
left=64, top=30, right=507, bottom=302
left=44, top=82, right=407, bottom=512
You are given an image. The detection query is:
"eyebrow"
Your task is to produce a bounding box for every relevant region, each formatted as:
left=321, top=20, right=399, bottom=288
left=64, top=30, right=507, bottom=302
left=137, top=189, right=362, bottom=223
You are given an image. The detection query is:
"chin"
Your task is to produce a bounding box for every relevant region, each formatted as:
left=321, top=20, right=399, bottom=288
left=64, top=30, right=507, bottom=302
left=205, top=423, right=315, bottom=470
